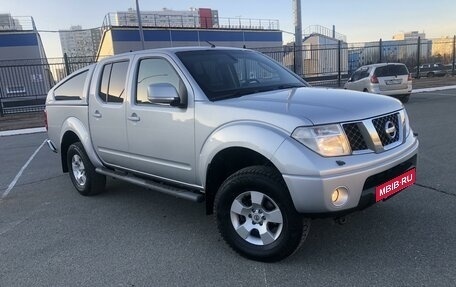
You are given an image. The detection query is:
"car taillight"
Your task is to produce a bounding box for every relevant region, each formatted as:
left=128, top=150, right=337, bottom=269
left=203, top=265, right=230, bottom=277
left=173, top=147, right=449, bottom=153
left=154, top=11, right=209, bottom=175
left=44, top=110, right=48, bottom=131
left=370, top=75, right=379, bottom=84
left=408, top=73, right=412, bottom=81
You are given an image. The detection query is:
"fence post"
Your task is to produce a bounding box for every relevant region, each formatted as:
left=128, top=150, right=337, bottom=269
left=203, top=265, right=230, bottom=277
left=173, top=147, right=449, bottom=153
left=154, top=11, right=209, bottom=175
left=63, top=53, right=70, bottom=76
left=416, top=37, right=421, bottom=78
left=379, top=38, right=383, bottom=63
left=0, top=74, right=3, bottom=116
left=338, top=40, right=342, bottom=87
left=452, top=35, right=455, bottom=76
left=293, top=42, right=297, bottom=74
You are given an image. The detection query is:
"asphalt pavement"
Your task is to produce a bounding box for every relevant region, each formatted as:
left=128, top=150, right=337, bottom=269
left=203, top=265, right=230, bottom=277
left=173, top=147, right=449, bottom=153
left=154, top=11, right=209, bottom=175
left=0, top=89, right=455, bottom=286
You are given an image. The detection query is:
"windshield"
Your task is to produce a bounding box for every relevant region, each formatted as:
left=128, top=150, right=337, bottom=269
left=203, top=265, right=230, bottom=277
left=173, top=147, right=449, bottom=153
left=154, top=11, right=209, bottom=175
left=176, top=49, right=308, bottom=101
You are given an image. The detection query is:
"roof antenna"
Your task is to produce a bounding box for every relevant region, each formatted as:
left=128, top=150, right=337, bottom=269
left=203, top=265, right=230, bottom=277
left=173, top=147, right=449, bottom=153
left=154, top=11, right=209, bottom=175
left=206, top=41, right=216, bottom=48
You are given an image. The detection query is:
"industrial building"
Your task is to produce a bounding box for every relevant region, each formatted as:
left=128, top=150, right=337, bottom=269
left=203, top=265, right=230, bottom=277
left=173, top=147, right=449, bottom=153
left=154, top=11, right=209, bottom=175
left=0, top=14, right=52, bottom=114
left=97, top=8, right=282, bottom=58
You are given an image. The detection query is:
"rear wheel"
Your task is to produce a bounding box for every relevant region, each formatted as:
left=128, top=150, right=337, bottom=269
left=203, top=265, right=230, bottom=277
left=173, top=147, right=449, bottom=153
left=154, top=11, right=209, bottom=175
left=400, top=94, right=410, bottom=103
left=427, top=72, right=434, bottom=78
left=67, top=142, right=105, bottom=196
left=214, top=166, right=310, bottom=262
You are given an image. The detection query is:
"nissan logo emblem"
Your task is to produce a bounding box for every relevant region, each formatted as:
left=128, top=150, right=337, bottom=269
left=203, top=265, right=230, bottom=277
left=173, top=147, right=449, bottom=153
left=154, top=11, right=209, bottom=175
left=384, top=121, right=397, bottom=139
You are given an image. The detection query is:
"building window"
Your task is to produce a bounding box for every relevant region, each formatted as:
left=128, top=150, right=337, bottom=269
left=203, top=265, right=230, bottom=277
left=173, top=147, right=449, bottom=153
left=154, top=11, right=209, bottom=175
left=6, top=86, right=26, bottom=95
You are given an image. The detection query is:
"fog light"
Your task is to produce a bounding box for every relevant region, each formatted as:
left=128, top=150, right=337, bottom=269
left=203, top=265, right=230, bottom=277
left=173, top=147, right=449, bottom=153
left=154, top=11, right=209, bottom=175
left=331, top=187, right=349, bottom=207
left=331, top=190, right=339, bottom=202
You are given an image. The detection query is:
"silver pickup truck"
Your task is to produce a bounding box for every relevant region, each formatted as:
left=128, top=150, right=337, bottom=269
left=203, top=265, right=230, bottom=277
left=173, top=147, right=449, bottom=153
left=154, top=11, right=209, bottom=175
left=45, top=47, right=418, bottom=262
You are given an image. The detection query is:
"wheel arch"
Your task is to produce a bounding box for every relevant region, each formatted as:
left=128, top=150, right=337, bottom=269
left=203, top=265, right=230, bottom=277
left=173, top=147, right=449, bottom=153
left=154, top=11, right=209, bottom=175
left=59, top=117, right=103, bottom=172
left=199, top=123, right=288, bottom=215
left=205, top=147, right=284, bottom=215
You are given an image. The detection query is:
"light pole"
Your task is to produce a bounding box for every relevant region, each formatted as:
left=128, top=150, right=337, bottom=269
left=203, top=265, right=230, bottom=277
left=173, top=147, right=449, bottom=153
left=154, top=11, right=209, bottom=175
left=293, top=0, right=303, bottom=76
left=282, top=30, right=298, bottom=74
left=135, top=0, right=145, bottom=50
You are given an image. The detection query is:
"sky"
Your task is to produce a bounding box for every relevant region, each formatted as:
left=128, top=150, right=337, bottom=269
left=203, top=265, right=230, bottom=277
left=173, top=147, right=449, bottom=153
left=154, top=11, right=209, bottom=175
left=1, top=0, right=455, bottom=58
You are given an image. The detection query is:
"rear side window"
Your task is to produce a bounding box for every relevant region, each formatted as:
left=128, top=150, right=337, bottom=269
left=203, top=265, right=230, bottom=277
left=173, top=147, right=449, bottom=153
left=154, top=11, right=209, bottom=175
left=54, top=70, right=88, bottom=100
left=98, top=61, right=129, bottom=103
left=374, top=65, right=409, bottom=77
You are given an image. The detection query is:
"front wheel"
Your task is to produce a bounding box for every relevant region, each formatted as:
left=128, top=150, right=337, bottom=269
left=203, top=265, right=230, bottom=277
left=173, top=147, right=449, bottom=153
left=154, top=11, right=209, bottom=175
left=214, top=166, right=311, bottom=262
left=67, top=142, right=105, bottom=196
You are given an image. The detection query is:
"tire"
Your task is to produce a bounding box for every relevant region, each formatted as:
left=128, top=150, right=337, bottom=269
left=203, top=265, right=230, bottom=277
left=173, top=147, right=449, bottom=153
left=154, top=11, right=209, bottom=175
left=67, top=142, right=105, bottom=196
left=214, top=166, right=311, bottom=262
left=400, top=94, right=410, bottom=103
left=427, top=72, right=434, bottom=78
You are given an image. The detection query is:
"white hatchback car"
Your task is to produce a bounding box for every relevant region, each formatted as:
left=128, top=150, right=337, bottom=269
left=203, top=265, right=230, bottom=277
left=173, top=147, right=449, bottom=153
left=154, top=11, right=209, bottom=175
left=344, top=63, right=412, bottom=103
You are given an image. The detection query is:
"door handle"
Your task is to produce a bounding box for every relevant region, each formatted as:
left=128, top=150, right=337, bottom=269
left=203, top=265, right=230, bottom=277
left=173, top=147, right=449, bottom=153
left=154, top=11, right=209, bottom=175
left=93, top=110, right=102, bottom=118
left=127, top=113, right=140, bottom=122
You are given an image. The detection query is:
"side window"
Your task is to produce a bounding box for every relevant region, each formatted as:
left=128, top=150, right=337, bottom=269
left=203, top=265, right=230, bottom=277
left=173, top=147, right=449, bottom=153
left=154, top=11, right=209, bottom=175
left=98, top=61, right=129, bottom=104
left=360, top=69, right=370, bottom=79
left=351, top=70, right=362, bottom=81
left=136, top=58, right=185, bottom=104
left=54, top=70, right=88, bottom=100
left=98, top=64, right=111, bottom=103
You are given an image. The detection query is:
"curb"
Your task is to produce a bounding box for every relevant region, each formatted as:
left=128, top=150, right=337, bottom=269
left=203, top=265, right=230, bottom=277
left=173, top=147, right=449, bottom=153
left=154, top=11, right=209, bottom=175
left=0, top=127, right=46, bottom=137
left=412, top=85, right=456, bottom=94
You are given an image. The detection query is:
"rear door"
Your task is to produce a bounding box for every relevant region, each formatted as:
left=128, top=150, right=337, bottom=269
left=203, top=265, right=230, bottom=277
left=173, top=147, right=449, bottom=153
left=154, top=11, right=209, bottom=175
left=347, top=68, right=370, bottom=91
left=89, top=58, right=131, bottom=167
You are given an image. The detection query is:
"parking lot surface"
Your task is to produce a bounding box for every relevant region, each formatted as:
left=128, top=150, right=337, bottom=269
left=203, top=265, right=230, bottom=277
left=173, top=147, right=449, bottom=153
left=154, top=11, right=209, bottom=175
left=1, top=90, right=455, bottom=286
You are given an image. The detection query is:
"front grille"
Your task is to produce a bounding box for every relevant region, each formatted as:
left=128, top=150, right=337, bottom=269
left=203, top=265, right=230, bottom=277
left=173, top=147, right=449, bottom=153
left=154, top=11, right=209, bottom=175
left=342, top=112, right=403, bottom=154
left=343, top=123, right=368, bottom=151
left=372, top=113, right=400, bottom=146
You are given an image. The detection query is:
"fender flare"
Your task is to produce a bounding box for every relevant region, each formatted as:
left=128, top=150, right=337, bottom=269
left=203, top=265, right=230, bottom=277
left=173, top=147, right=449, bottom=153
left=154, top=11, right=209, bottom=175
left=198, top=121, right=288, bottom=187
left=60, top=117, right=104, bottom=168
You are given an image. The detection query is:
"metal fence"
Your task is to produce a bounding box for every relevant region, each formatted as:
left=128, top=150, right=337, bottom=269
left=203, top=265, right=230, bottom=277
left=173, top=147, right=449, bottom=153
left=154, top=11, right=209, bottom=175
left=1, top=36, right=455, bottom=116
left=258, top=36, right=456, bottom=87
left=0, top=55, right=96, bottom=116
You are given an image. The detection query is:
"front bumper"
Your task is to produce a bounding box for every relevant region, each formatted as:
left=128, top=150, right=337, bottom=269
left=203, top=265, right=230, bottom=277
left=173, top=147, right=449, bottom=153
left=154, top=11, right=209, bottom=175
left=278, top=133, right=418, bottom=215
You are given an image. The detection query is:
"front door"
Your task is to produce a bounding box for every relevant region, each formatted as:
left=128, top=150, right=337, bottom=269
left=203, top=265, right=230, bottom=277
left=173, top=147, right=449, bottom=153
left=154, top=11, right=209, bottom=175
left=126, top=56, right=196, bottom=185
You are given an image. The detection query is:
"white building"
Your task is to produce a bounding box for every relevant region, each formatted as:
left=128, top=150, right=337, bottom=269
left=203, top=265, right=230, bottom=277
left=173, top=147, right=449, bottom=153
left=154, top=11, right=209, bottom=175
left=59, top=25, right=102, bottom=58
left=112, top=8, right=219, bottom=29
left=302, top=34, right=348, bottom=77
left=0, top=13, right=23, bottom=30
left=393, top=31, right=426, bottom=41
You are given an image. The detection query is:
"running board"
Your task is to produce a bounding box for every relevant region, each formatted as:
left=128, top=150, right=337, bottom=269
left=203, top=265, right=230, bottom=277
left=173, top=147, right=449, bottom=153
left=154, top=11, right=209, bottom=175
left=95, top=167, right=204, bottom=203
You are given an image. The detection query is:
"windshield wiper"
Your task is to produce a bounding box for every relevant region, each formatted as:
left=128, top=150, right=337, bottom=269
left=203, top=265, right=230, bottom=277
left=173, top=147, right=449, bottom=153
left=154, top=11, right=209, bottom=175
left=210, top=84, right=307, bottom=101
left=210, top=84, right=306, bottom=101
left=211, top=88, right=262, bottom=101
left=275, top=83, right=306, bottom=89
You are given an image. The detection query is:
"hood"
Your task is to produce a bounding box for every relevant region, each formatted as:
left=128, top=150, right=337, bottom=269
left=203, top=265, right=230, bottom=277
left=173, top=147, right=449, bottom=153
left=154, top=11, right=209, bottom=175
left=216, top=87, right=403, bottom=125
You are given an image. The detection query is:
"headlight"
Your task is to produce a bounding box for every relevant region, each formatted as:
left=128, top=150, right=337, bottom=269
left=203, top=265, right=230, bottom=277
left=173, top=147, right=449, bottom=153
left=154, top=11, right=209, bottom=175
left=399, top=109, right=411, bottom=138
left=292, top=124, right=351, bottom=157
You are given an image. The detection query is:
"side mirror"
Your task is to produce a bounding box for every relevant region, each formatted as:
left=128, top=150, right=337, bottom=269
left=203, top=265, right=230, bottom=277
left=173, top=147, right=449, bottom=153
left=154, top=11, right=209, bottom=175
left=147, top=83, right=182, bottom=107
